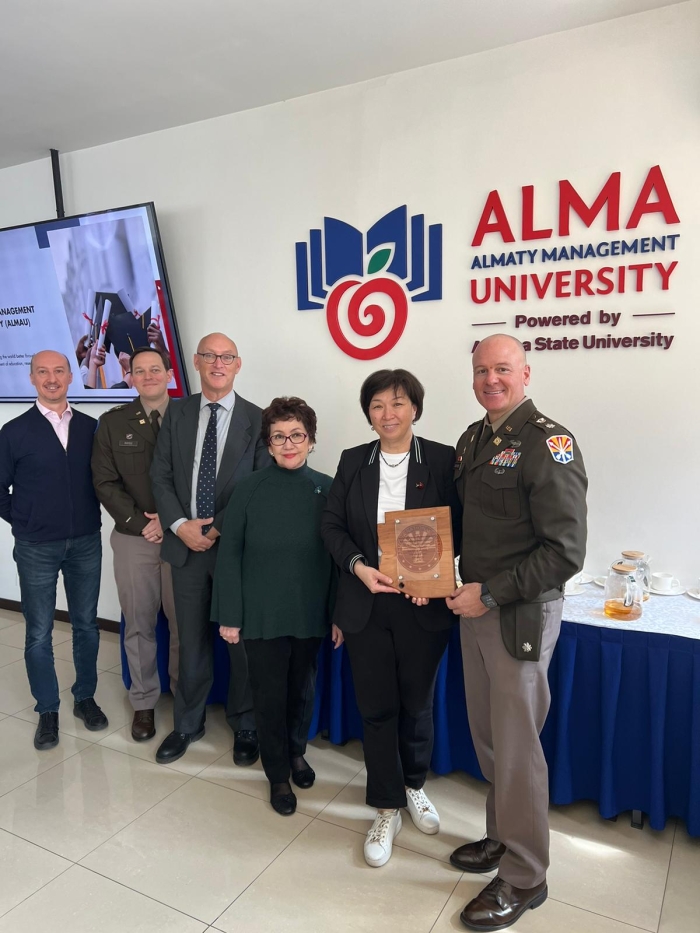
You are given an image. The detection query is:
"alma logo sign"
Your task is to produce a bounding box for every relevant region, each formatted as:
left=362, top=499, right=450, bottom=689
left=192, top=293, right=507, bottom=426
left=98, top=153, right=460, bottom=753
left=295, top=206, right=442, bottom=359
left=466, top=165, right=681, bottom=355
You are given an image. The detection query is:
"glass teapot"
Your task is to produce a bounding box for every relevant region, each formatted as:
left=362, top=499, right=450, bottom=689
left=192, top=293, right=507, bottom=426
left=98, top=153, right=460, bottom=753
left=612, top=550, right=651, bottom=600
left=604, top=563, right=643, bottom=621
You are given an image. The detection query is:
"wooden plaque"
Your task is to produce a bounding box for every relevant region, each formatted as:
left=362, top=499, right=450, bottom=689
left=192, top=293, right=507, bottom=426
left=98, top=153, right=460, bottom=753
left=378, top=506, right=456, bottom=598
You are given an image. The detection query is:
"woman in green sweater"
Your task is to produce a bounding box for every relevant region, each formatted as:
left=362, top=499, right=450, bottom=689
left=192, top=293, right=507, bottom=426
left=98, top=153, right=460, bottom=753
left=212, top=397, right=342, bottom=816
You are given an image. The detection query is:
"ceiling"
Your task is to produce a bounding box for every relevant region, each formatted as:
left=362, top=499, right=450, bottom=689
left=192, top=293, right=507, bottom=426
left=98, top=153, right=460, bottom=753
left=0, top=0, right=685, bottom=170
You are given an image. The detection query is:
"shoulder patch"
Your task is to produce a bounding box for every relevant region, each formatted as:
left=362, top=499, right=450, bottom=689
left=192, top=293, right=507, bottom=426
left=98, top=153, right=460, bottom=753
left=546, top=435, right=574, bottom=464
left=107, top=404, right=128, bottom=413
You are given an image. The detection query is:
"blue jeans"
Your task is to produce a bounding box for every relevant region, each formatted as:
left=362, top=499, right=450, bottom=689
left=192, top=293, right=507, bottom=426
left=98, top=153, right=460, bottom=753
left=13, top=532, right=102, bottom=714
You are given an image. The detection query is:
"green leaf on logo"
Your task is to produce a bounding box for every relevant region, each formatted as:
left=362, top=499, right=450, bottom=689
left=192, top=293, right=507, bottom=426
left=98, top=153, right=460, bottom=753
left=367, top=249, right=391, bottom=274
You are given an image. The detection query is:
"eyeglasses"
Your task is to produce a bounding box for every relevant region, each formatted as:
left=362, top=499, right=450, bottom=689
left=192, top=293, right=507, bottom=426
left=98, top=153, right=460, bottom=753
left=196, top=352, right=238, bottom=365
left=269, top=432, right=308, bottom=447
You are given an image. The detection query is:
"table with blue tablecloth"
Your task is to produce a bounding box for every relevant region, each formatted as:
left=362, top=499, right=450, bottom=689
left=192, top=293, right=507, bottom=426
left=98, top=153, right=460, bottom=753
left=120, top=586, right=700, bottom=836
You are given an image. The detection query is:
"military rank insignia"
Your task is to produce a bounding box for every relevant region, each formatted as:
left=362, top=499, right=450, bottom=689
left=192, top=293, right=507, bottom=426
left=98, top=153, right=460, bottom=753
left=546, top=435, right=574, bottom=464
left=490, top=448, right=521, bottom=468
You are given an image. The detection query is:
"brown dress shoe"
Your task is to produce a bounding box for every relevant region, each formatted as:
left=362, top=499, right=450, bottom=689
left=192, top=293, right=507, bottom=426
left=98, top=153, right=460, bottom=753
left=131, top=709, right=156, bottom=742
left=460, top=876, right=547, bottom=931
left=450, top=837, right=506, bottom=873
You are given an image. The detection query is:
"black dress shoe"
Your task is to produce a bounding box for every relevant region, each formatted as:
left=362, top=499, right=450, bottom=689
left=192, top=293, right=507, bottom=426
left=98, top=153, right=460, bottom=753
left=290, top=755, right=315, bottom=789
left=155, top=727, right=205, bottom=764
left=233, top=730, right=259, bottom=766
left=34, top=711, right=59, bottom=750
left=450, top=837, right=507, bottom=873
left=460, top=876, right=547, bottom=931
left=73, top=698, right=108, bottom=731
left=131, top=709, right=156, bottom=742
left=270, top=781, right=297, bottom=816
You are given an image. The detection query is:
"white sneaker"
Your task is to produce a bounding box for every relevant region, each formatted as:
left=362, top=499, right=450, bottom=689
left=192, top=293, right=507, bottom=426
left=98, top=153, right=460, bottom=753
left=364, top=810, right=402, bottom=867
left=405, top=787, right=440, bottom=834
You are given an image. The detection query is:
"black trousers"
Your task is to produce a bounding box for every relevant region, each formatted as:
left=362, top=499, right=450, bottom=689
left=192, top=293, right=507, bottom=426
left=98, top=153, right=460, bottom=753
left=244, top=635, right=322, bottom=784
left=171, top=546, right=254, bottom=735
left=343, top=595, right=451, bottom=809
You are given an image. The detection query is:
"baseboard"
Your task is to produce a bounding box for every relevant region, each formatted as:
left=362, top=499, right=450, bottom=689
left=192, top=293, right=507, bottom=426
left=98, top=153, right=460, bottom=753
left=0, top=598, right=120, bottom=634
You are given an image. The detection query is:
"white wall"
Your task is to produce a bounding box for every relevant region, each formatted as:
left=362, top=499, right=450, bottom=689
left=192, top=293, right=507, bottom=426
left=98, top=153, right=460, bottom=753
left=0, top=2, right=697, bottom=621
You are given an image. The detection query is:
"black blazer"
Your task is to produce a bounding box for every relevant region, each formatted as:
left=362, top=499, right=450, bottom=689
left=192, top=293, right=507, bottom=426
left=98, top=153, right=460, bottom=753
left=321, top=435, right=461, bottom=634
left=150, top=392, right=269, bottom=568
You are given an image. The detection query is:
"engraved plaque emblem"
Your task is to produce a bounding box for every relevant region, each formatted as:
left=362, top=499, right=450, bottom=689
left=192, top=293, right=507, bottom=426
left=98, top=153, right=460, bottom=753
left=377, top=506, right=456, bottom=598
left=396, top=523, right=443, bottom=573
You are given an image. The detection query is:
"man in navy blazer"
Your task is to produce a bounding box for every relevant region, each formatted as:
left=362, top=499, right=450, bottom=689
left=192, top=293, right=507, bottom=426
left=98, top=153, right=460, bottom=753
left=150, top=333, right=268, bottom=766
left=0, top=350, right=108, bottom=750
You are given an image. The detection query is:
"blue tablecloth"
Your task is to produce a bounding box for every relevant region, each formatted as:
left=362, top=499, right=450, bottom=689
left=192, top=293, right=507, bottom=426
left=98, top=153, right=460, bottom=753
left=120, top=614, right=700, bottom=836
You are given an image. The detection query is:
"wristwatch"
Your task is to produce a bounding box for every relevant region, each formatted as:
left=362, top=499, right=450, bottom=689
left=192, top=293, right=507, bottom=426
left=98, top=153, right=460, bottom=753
left=480, top=583, right=498, bottom=609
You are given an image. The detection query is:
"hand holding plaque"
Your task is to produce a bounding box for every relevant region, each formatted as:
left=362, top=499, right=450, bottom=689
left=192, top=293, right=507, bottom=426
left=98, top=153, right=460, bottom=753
left=378, top=506, right=456, bottom=598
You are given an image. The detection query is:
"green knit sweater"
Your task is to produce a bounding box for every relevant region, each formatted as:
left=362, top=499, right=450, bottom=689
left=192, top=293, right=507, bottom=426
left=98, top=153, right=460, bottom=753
left=211, top=462, right=335, bottom=640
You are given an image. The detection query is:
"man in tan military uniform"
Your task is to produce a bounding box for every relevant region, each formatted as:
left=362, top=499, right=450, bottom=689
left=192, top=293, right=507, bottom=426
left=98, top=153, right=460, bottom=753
left=92, top=347, right=178, bottom=741
left=447, top=334, right=587, bottom=932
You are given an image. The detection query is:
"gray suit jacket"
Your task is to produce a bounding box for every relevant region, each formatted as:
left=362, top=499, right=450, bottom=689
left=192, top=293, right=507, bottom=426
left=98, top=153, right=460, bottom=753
left=150, top=392, right=269, bottom=567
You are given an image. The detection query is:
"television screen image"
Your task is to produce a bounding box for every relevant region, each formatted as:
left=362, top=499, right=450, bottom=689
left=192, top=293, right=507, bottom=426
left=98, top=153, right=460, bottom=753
left=0, top=203, right=189, bottom=402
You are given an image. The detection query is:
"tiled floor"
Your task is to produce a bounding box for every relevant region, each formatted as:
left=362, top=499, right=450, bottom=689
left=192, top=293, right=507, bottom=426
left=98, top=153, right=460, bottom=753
left=0, top=607, right=698, bottom=932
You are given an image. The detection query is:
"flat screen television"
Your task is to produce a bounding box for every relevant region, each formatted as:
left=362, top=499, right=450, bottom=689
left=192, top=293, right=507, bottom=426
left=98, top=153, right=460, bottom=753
left=0, top=202, right=189, bottom=402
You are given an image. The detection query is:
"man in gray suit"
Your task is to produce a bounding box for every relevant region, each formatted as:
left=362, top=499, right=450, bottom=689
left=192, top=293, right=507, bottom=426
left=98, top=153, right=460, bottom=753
left=151, top=333, right=268, bottom=765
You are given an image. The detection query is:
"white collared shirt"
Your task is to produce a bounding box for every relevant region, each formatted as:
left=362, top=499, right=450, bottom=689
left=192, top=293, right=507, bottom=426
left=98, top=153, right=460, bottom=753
left=36, top=400, right=72, bottom=450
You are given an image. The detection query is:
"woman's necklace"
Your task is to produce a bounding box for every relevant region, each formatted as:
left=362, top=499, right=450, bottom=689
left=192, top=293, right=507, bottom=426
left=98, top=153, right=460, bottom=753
left=380, top=450, right=410, bottom=468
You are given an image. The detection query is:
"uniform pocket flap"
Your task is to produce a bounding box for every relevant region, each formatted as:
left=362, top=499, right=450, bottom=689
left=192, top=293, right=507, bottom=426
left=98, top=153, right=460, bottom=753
left=481, top=470, right=518, bottom=489
left=499, top=602, right=544, bottom=661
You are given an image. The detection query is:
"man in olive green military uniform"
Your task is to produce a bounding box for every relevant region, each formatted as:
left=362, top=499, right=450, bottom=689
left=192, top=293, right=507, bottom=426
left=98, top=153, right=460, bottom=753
left=447, top=334, right=587, bottom=932
left=92, top=347, right=178, bottom=742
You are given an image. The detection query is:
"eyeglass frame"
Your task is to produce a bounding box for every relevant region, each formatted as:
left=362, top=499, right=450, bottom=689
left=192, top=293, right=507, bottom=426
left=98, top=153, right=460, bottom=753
left=196, top=352, right=238, bottom=365
left=268, top=431, right=309, bottom=447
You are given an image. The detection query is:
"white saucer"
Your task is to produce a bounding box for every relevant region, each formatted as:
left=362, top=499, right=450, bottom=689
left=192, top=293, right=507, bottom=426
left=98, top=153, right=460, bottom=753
left=594, top=576, right=607, bottom=587
left=649, top=585, right=686, bottom=597
left=685, top=589, right=700, bottom=601
left=578, top=573, right=594, bottom=585
left=564, top=584, right=586, bottom=596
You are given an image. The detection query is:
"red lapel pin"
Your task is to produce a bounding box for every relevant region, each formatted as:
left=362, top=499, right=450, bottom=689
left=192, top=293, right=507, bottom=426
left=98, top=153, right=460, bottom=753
left=416, top=482, right=425, bottom=489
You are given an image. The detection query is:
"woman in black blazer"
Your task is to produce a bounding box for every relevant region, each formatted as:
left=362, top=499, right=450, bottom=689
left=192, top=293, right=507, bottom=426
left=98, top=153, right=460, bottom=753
left=322, top=369, right=460, bottom=868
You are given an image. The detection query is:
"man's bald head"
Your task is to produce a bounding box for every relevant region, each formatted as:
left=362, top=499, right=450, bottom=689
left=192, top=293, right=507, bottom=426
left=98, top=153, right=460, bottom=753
left=29, top=349, right=74, bottom=408
left=30, top=349, right=72, bottom=373
left=472, top=333, right=530, bottom=421
left=194, top=332, right=241, bottom=400
left=472, top=334, right=527, bottom=369
left=196, top=333, right=238, bottom=356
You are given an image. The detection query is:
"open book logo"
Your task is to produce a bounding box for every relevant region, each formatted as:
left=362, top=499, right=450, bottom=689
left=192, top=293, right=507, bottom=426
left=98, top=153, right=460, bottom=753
left=295, top=206, right=442, bottom=360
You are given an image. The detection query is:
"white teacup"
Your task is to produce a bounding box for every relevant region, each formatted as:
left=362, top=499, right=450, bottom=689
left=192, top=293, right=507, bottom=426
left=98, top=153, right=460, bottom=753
left=564, top=573, right=583, bottom=594
left=652, top=572, right=679, bottom=593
